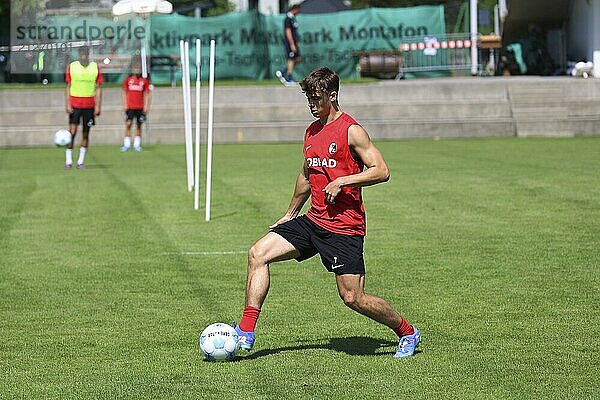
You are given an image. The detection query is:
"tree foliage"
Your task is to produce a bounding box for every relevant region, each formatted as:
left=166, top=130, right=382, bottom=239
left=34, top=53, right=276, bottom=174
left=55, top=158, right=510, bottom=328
left=169, top=0, right=234, bottom=17
left=352, top=0, right=474, bottom=30
left=205, top=0, right=235, bottom=17
left=4, top=0, right=48, bottom=16
left=351, top=0, right=464, bottom=8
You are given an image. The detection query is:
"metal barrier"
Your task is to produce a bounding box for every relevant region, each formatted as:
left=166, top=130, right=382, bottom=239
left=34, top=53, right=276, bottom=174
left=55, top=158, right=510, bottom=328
left=356, top=33, right=501, bottom=78
left=399, top=33, right=474, bottom=74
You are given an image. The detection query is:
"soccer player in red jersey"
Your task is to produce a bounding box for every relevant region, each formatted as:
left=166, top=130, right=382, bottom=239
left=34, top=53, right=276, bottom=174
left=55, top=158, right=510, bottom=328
left=64, top=46, right=103, bottom=169
left=121, top=61, right=152, bottom=152
left=235, top=67, right=421, bottom=358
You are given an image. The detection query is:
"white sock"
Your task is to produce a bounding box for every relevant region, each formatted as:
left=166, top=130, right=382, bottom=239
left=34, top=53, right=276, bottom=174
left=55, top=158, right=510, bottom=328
left=66, top=149, right=73, bottom=165
left=123, top=136, right=131, bottom=148
left=134, top=135, right=141, bottom=148
left=77, top=147, right=87, bottom=165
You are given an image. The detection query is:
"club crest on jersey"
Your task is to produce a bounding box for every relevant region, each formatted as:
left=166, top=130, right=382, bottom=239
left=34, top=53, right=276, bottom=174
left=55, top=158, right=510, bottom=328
left=329, top=142, right=337, bottom=154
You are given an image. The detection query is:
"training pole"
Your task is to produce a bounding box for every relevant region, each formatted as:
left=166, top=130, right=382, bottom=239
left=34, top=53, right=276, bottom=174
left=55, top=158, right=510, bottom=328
left=470, top=0, right=478, bottom=75
left=180, top=41, right=190, bottom=191
left=183, top=41, right=194, bottom=192
left=194, top=39, right=201, bottom=210
left=205, top=40, right=215, bottom=222
left=140, top=45, right=150, bottom=143
left=179, top=40, right=188, bottom=188
left=140, top=45, right=147, bottom=78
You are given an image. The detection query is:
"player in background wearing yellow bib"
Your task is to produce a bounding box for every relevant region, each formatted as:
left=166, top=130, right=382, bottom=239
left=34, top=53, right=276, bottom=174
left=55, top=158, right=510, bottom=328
left=64, top=46, right=103, bottom=169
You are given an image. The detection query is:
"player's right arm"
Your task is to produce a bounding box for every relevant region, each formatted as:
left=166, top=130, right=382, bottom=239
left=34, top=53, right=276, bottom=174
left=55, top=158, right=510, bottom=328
left=270, top=161, right=311, bottom=228
left=122, top=85, right=128, bottom=111
left=65, top=64, right=72, bottom=114
left=65, top=84, right=72, bottom=114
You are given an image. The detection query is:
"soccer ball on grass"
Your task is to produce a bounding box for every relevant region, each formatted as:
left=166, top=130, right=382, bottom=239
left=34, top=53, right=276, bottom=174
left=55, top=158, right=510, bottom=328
left=54, top=129, right=72, bottom=147
left=199, top=323, right=239, bottom=361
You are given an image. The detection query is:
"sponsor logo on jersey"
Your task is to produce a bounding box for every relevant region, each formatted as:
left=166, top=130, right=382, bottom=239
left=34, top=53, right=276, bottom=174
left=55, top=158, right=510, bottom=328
left=307, top=157, right=337, bottom=168
left=128, top=79, right=145, bottom=91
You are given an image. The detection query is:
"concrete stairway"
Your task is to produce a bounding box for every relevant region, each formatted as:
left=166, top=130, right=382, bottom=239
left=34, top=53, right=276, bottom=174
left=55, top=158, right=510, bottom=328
left=507, top=79, right=600, bottom=137
left=0, top=76, right=598, bottom=147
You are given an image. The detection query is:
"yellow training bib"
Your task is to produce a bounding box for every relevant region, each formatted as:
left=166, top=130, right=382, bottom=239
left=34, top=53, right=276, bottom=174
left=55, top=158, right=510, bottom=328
left=69, top=61, right=98, bottom=97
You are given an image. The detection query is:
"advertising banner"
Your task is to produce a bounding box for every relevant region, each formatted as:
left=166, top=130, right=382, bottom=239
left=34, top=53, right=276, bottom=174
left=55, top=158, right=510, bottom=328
left=10, top=6, right=445, bottom=82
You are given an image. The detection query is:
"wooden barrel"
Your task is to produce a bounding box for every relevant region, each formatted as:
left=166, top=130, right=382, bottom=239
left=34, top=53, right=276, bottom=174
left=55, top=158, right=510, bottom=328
left=356, top=50, right=402, bottom=79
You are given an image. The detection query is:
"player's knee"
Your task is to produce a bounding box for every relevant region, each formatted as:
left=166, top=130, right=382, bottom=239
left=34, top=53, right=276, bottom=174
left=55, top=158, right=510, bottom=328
left=340, top=290, right=361, bottom=310
left=248, top=244, right=267, bottom=267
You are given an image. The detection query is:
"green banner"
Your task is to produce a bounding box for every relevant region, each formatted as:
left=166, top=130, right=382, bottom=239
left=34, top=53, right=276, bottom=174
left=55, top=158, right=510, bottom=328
left=149, top=6, right=445, bottom=82
left=10, top=6, right=445, bottom=82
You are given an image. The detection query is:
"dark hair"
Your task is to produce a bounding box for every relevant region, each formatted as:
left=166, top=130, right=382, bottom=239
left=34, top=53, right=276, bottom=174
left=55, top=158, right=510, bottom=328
left=78, top=46, right=90, bottom=55
left=299, top=67, right=339, bottom=98
left=289, top=4, right=300, bottom=11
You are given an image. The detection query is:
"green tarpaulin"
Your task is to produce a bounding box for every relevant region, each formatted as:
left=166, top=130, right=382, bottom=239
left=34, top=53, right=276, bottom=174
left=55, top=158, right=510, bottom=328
left=10, top=6, right=445, bottom=83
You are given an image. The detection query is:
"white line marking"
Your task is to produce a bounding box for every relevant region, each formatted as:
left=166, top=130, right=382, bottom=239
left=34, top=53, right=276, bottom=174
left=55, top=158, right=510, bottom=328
left=163, top=251, right=246, bottom=255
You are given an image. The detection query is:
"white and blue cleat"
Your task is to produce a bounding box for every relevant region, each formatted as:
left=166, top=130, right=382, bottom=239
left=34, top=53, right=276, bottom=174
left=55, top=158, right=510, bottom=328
left=394, top=325, right=421, bottom=358
left=234, top=324, right=255, bottom=351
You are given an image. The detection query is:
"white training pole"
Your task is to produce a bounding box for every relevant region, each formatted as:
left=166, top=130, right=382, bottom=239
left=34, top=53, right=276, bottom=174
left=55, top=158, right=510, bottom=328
left=205, top=40, right=215, bottom=222
left=140, top=44, right=147, bottom=78
left=194, top=39, right=201, bottom=210
left=141, top=44, right=149, bottom=142
left=180, top=41, right=189, bottom=190
left=180, top=40, right=189, bottom=189
left=470, top=0, right=478, bottom=76
left=184, top=41, right=194, bottom=192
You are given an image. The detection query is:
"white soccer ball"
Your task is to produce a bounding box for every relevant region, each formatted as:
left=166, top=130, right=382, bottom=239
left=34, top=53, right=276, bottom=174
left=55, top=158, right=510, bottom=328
left=199, top=323, right=239, bottom=362
left=54, top=129, right=72, bottom=147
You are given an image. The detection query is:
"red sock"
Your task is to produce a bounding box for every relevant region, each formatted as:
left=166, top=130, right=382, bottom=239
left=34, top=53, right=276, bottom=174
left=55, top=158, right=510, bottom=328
left=239, top=306, right=261, bottom=332
left=393, top=318, right=414, bottom=338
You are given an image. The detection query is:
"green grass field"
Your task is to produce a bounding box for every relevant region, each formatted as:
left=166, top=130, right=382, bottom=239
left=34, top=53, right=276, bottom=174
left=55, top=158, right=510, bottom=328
left=1, top=138, right=599, bottom=399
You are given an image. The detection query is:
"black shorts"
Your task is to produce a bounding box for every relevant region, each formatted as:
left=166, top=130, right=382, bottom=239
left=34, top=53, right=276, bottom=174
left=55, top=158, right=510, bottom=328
left=270, top=215, right=365, bottom=275
left=284, top=42, right=300, bottom=59
left=69, top=108, right=95, bottom=127
left=126, top=109, right=146, bottom=124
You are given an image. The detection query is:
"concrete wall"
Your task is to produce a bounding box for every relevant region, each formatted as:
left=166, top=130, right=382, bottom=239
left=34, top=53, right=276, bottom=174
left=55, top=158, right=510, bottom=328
left=1, top=76, right=599, bottom=148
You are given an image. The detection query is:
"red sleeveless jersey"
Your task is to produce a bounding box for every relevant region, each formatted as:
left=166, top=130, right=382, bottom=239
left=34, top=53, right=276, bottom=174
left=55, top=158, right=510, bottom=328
left=122, top=75, right=150, bottom=110
left=304, top=113, right=366, bottom=236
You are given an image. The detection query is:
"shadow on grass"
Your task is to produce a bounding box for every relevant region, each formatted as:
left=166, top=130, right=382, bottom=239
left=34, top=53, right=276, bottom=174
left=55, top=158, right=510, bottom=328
left=236, top=336, right=403, bottom=360
left=210, top=211, right=239, bottom=220
left=79, top=164, right=112, bottom=170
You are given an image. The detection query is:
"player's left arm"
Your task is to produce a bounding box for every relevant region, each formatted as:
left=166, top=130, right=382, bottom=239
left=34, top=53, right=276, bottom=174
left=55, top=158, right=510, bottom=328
left=94, top=85, right=102, bottom=116
left=144, top=84, right=153, bottom=114
left=323, top=124, right=390, bottom=204
left=94, top=69, right=103, bottom=116
left=286, top=29, right=296, bottom=51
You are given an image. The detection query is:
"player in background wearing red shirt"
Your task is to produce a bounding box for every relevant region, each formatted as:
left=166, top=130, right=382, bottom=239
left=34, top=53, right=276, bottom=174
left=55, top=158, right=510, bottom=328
left=64, top=46, right=103, bottom=169
left=234, top=67, right=421, bottom=358
left=121, top=61, right=152, bottom=152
